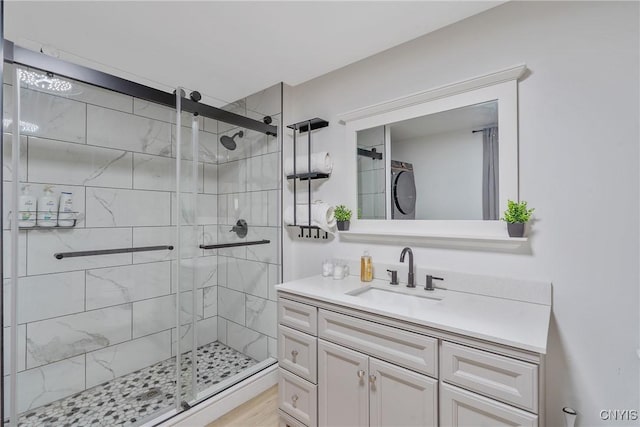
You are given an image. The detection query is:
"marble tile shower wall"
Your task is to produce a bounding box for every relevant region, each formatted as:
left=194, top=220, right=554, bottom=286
left=1, top=76, right=282, bottom=413
left=211, top=83, right=282, bottom=371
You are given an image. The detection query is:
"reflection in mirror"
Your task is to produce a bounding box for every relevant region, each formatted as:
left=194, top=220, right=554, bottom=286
left=357, top=126, right=386, bottom=219
left=357, top=100, right=499, bottom=220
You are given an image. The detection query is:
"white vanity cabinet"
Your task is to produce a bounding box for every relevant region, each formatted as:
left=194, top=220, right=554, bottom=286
left=318, top=339, right=438, bottom=427
left=277, top=294, right=544, bottom=427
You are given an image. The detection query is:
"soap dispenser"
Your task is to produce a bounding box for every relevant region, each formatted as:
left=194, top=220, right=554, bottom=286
left=37, top=186, right=58, bottom=227
left=360, top=251, right=373, bottom=282
left=18, top=185, right=37, bottom=228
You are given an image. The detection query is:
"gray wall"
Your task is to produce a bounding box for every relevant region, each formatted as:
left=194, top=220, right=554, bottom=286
left=284, top=2, right=639, bottom=425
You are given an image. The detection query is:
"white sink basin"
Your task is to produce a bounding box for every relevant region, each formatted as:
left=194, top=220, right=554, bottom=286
left=346, top=286, right=442, bottom=306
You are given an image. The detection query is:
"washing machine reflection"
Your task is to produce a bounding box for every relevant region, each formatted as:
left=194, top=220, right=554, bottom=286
left=391, top=160, right=416, bottom=219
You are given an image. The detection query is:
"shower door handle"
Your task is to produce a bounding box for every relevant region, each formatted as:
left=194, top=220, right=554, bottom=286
left=199, top=240, right=270, bottom=250
left=54, top=245, right=173, bottom=260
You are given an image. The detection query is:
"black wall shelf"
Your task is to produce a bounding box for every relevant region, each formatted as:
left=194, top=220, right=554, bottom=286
left=287, top=118, right=329, bottom=133
left=287, top=118, right=330, bottom=240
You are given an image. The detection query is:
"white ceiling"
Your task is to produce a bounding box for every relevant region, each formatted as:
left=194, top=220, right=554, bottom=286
left=6, top=1, right=504, bottom=107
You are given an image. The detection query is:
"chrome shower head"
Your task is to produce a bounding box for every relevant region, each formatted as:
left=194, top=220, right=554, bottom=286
left=219, top=130, right=243, bottom=151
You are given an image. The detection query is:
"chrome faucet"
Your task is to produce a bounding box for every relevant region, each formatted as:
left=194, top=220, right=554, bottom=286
left=399, top=247, right=415, bottom=288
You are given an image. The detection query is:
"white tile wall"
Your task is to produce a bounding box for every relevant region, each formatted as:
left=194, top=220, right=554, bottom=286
left=2, top=132, right=27, bottom=182
left=226, top=258, right=269, bottom=299
left=3, top=271, right=85, bottom=324
left=217, top=287, right=245, bottom=325
left=171, top=255, right=218, bottom=291
left=3, top=324, right=26, bottom=374
left=8, top=86, right=87, bottom=144
left=203, top=286, right=218, bottom=318
left=28, top=137, right=132, bottom=188
left=247, top=153, right=279, bottom=191
left=86, top=330, right=172, bottom=388
left=26, top=228, right=132, bottom=275
left=246, top=227, right=279, bottom=264
left=132, top=290, right=203, bottom=338
left=218, top=159, right=246, bottom=194
left=86, top=261, right=172, bottom=309
left=226, top=321, right=268, bottom=361
left=246, top=295, right=277, bottom=338
left=2, top=231, right=27, bottom=278
left=87, top=105, right=172, bottom=156
left=86, top=188, right=171, bottom=227
left=15, top=355, right=85, bottom=413
left=26, top=304, right=132, bottom=368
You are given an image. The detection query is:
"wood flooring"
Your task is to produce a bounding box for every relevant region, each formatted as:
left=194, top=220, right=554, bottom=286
left=206, top=386, right=278, bottom=427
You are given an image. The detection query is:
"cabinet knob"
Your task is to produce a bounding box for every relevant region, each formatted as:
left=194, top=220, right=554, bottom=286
left=291, top=349, right=298, bottom=363
left=357, top=369, right=365, bottom=379
left=291, top=394, right=299, bottom=408
left=369, top=374, right=377, bottom=385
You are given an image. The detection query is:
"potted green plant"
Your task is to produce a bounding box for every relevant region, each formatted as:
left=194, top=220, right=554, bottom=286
left=502, top=200, right=535, bottom=237
left=334, top=205, right=352, bottom=231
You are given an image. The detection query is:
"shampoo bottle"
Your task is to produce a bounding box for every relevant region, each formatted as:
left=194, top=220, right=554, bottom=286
left=58, top=192, right=74, bottom=227
left=18, top=185, right=37, bottom=228
left=37, top=186, right=58, bottom=227
left=361, top=251, right=373, bottom=282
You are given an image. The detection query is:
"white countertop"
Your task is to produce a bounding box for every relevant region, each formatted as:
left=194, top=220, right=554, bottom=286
left=276, top=275, right=550, bottom=354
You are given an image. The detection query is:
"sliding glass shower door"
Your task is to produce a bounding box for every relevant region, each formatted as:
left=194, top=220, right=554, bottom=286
left=3, top=64, right=186, bottom=426
left=2, top=55, right=281, bottom=427
left=175, top=87, right=282, bottom=404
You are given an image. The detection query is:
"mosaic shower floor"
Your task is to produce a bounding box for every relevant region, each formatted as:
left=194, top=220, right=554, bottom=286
left=15, top=341, right=258, bottom=427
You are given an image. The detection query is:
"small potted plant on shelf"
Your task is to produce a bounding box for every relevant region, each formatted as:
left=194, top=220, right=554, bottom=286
left=334, top=205, right=352, bottom=231
left=502, top=199, right=535, bottom=237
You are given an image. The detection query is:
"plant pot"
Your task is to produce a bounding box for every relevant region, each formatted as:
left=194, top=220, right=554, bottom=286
left=507, top=222, right=525, bottom=238
left=337, top=220, right=350, bottom=231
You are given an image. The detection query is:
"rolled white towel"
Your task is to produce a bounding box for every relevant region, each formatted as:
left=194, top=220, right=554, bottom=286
left=284, top=202, right=336, bottom=232
left=284, top=152, right=333, bottom=176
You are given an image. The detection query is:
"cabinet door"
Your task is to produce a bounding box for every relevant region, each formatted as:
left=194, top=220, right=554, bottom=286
left=440, top=383, right=538, bottom=427
left=318, top=339, right=369, bottom=427
left=369, top=357, right=438, bottom=427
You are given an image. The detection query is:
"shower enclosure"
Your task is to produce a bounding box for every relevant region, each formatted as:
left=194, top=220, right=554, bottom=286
left=1, top=42, right=282, bottom=426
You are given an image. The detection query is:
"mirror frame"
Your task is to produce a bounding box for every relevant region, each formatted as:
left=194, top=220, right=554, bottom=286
left=338, top=64, right=527, bottom=240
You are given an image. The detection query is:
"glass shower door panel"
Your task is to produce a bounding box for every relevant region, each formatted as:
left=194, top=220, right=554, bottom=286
left=193, top=88, right=282, bottom=401
left=3, top=66, right=180, bottom=426
left=174, top=90, right=199, bottom=408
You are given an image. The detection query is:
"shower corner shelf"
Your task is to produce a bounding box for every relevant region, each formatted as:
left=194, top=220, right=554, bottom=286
left=19, top=221, right=78, bottom=230
left=287, top=117, right=330, bottom=240
left=17, top=212, right=79, bottom=230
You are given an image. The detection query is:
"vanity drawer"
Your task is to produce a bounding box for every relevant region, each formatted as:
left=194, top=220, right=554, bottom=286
left=441, top=341, right=538, bottom=413
left=440, top=382, right=538, bottom=427
left=318, top=309, right=438, bottom=377
left=279, top=368, right=317, bottom=427
left=279, top=298, right=318, bottom=336
left=279, top=325, right=318, bottom=383
left=279, top=410, right=308, bottom=427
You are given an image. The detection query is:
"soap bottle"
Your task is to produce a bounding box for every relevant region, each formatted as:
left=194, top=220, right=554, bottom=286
left=18, top=185, right=37, bottom=228
left=37, top=186, right=58, bottom=227
left=361, top=251, right=373, bottom=282
left=58, top=192, right=75, bottom=227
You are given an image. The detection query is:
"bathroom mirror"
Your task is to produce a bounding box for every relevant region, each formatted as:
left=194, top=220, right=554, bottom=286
left=357, top=100, right=499, bottom=220
left=339, top=64, right=525, bottom=241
